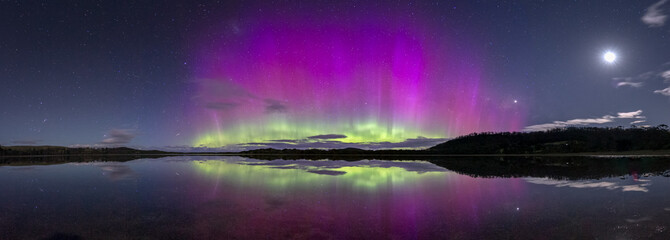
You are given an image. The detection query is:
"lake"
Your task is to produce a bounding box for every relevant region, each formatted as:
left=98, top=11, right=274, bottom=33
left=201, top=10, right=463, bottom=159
left=1, top=156, right=670, bottom=239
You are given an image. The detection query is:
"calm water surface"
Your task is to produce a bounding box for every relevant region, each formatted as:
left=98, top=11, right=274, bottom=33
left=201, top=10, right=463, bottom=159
left=1, top=156, right=670, bottom=239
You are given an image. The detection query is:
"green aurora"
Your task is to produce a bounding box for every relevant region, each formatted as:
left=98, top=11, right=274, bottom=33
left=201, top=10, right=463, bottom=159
left=191, top=159, right=451, bottom=191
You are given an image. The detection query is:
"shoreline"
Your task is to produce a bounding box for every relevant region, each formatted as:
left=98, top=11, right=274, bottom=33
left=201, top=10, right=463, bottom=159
left=4, top=151, right=670, bottom=158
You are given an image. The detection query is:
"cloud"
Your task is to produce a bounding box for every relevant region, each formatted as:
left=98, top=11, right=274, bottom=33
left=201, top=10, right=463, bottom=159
left=11, top=140, right=41, bottom=145
left=642, top=69, right=670, bottom=95
left=101, top=129, right=136, bottom=145
left=523, top=110, right=645, bottom=131
left=654, top=87, right=670, bottom=96
left=264, top=99, right=288, bottom=113
left=612, top=71, right=657, bottom=88
left=307, top=134, right=347, bottom=140
left=204, top=101, right=240, bottom=111
left=631, top=120, right=647, bottom=125
left=642, top=0, right=669, bottom=27
left=662, top=70, right=670, bottom=81
left=267, top=139, right=301, bottom=143
left=616, top=110, right=644, bottom=118
left=616, top=81, right=644, bottom=88
left=614, top=64, right=670, bottom=95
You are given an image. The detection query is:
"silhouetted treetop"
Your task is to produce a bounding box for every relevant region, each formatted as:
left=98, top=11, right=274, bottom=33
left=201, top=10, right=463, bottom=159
left=429, top=126, right=670, bottom=154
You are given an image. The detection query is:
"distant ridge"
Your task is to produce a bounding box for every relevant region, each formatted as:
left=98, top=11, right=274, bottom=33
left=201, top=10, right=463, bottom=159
left=3, top=126, right=670, bottom=156
left=0, top=146, right=171, bottom=156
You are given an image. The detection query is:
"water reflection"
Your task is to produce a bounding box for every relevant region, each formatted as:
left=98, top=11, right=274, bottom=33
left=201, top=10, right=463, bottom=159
left=525, top=177, right=651, bottom=192
left=1, top=156, right=670, bottom=239
left=96, top=163, right=136, bottom=181
left=187, top=157, right=526, bottom=239
left=192, top=158, right=449, bottom=190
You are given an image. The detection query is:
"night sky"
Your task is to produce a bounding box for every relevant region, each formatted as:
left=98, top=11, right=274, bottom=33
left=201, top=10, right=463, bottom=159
left=2, top=1, right=670, bottom=151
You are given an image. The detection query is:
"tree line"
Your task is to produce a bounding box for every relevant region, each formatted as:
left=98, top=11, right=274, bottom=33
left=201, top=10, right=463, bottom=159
left=429, top=125, right=670, bottom=154
left=0, top=146, right=168, bottom=156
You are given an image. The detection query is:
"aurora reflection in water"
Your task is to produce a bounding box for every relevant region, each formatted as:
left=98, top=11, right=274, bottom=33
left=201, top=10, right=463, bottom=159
left=1, top=156, right=670, bottom=239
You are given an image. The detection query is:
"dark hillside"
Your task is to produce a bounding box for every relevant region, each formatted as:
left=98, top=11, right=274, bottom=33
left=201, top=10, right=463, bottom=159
left=429, top=126, right=670, bottom=154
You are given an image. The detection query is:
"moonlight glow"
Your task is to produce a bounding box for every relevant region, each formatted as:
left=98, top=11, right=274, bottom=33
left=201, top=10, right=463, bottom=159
left=604, top=51, right=616, bottom=63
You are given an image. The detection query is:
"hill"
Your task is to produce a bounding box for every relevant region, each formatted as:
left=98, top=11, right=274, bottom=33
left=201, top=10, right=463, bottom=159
left=429, top=126, right=670, bottom=154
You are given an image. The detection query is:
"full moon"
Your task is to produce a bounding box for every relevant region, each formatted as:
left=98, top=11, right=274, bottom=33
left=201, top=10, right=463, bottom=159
left=604, top=51, right=616, bottom=63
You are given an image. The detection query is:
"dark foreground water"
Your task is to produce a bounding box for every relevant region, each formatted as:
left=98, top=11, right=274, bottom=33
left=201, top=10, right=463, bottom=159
left=2, top=156, right=670, bottom=239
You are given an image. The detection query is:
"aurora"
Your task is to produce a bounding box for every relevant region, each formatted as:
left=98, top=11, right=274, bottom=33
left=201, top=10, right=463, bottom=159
left=186, top=1, right=525, bottom=149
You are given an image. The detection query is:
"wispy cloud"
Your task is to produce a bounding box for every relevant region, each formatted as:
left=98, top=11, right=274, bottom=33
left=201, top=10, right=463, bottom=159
left=101, top=129, right=136, bottom=145
left=614, top=63, right=670, bottom=95
left=204, top=101, right=240, bottom=111
left=616, top=81, right=644, bottom=88
left=642, top=0, right=669, bottom=27
left=654, top=87, right=670, bottom=96
left=612, top=71, right=656, bottom=88
left=616, top=110, right=644, bottom=119
left=307, top=134, right=347, bottom=140
left=267, top=139, right=301, bottom=143
left=662, top=70, right=670, bottom=81
left=523, top=110, right=645, bottom=132
left=264, top=99, right=288, bottom=113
